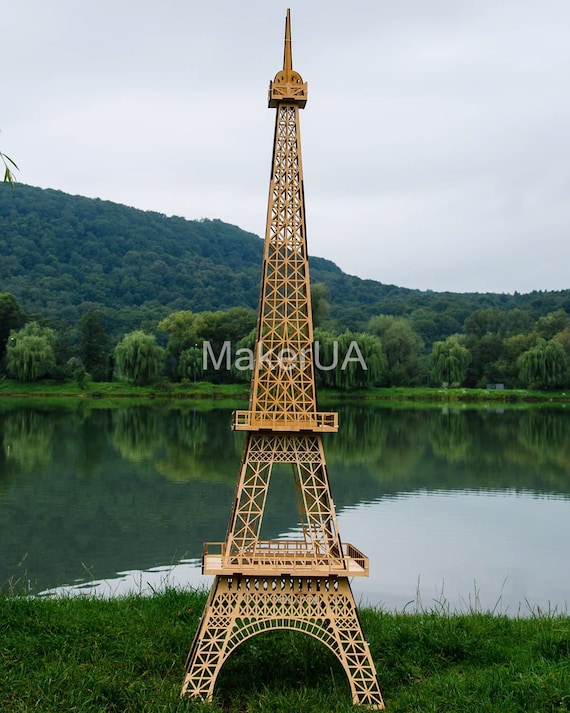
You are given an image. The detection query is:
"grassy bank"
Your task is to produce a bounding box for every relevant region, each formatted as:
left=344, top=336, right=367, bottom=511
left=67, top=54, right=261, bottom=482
left=1, top=378, right=569, bottom=406
left=1, top=589, right=568, bottom=712
left=0, top=379, right=250, bottom=401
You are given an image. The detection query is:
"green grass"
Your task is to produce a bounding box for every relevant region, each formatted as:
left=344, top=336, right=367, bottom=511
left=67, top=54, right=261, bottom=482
left=319, top=385, right=570, bottom=406
left=1, top=589, right=568, bottom=712
left=1, top=379, right=569, bottom=406
left=0, top=378, right=250, bottom=400
left=0, top=380, right=250, bottom=413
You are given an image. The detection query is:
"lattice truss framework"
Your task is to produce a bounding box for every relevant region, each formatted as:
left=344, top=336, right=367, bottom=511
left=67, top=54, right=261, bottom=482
left=249, top=102, right=317, bottom=424
left=181, top=576, right=383, bottom=709
left=225, top=433, right=341, bottom=561
left=182, top=10, right=384, bottom=710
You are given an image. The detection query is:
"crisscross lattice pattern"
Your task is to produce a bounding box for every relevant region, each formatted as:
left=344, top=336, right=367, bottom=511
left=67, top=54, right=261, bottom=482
left=182, top=11, right=384, bottom=709
left=248, top=103, right=317, bottom=427
left=225, top=434, right=341, bottom=561
left=181, top=576, right=384, bottom=709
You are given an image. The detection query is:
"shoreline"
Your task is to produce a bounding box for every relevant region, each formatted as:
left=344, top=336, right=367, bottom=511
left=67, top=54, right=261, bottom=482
left=1, top=381, right=569, bottom=405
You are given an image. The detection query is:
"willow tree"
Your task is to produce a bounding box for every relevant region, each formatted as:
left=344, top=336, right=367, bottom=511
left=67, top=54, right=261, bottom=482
left=517, top=339, right=568, bottom=389
left=429, top=336, right=471, bottom=387
left=179, top=346, right=203, bottom=382
left=6, top=322, right=56, bottom=381
left=114, top=330, right=165, bottom=386
left=337, top=332, right=386, bottom=389
left=314, top=329, right=386, bottom=389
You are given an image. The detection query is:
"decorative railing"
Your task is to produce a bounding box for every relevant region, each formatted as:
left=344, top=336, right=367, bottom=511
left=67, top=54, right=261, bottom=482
left=232, top=410, right=338, bottom=433
left=202, top=539, right=369, bottom=577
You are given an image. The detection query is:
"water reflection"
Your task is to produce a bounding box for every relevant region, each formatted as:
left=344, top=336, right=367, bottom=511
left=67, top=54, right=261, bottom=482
left=0, top=403, right=569, bottom=612
left=429, top=410, right=470, bottom=462
left=2, top=409, right=56, bottom=476
left=113, top=407, right=164, bottom=463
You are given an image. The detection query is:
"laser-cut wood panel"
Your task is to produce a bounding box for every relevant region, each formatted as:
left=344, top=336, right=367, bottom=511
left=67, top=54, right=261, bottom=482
left=182, top=10, right=384, bottom=709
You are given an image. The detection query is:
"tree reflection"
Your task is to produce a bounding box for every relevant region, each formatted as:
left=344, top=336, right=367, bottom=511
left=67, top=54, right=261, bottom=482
left=156, top=409, right=243, bottom=484
left=328, top=405, right=570, bottom=498
left=106, top=406, right=244, bottom=483
left=429, top=410, right=471, bottom=463
left=516, top=409, right=570, bottom=470
left=112, top=407, right=163, bottom=463
left=2, top=410, right=55, bottom=473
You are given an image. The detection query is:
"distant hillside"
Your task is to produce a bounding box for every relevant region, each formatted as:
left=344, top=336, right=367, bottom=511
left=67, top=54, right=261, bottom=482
left=1, top=183, right=569, bottom=341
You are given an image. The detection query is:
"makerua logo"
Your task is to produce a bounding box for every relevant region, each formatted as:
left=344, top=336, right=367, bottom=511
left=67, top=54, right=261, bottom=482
left=203, top=340, right=368, bottom=372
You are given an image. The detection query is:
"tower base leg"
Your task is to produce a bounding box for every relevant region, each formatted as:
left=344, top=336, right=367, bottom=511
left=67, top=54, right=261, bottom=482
left=182, top=574, right=384, bottom=709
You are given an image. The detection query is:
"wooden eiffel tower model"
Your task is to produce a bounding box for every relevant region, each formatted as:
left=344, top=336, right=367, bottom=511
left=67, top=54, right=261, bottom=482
left=181, top=11, right=384, bottom=709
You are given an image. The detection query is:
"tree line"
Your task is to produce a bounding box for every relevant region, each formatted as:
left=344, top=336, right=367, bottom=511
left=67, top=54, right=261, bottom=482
left=2, top=291, right=569, bottom=390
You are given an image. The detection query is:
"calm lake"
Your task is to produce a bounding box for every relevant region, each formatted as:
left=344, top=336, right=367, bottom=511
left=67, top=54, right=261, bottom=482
left=1, top=401, right=569, bottom=615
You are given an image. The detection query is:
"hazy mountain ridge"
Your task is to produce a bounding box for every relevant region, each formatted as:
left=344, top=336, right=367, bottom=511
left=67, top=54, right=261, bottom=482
left=1, top=183, right=569, bottom=340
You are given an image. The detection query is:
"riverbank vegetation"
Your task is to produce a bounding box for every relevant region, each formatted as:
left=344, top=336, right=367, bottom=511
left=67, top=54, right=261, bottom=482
left=1, top=379, right=569, bottom=406
left=2, top=304, right=570, bottom=393
left=1, top=588, right=568, bottom=712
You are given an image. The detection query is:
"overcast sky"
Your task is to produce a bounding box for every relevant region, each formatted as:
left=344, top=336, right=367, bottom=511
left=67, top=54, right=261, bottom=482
left=4, top=1, right=570, bottom=294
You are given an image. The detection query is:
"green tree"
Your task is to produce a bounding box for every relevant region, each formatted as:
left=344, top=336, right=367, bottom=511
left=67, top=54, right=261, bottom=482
left=409, top=308, right=439, bottom=345
left=429, top=336, right=471, bottom=387
left=114, top=331, right=164, bottom=385
left=502, top=308, right=532, bottom=337
left=517, top=339, right=568, bottom=389
left=0, top=292, right=25, bottom=360
left=66, top=357, right=89, bottom=389
left=6, top=322, right=56, bottom=381
left=158, top=308, right=256, bottom=382
left=495, top=332, right=539, bottom=386
left=553, top=327, right=570, bottom=358
left=310, top=282, right=331, bottom=327
left=339, top=332, right=386, bottom=389
left=536, top=309, right=570, bottom=340
left=158, top=311, right=198, bottom=358
left=368, top=315, right=424, bottom=385
left=193, top=307, right=257, bottom=383
left=179, top=346, right=203, bottom=382
left=464, top=308, right=506, bottom=338
left=231, top=328, right=256, bottom=383
left=79, top=312, right=110, bottom=381
left=193, top=307, right=257, bottom=351
left=464, top=332, right=504, bottom=387
left=502, top=333, right=538, bottom=364
left=314, top=329, right=386, bottom=389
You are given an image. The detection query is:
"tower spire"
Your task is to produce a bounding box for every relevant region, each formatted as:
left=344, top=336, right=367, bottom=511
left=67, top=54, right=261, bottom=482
left=269, top=8, right=308, bottom=108
left=283, top=8, right=293, bottom=74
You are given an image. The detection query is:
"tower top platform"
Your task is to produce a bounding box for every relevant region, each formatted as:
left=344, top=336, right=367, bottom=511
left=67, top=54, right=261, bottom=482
left=269, top=8, right=308, bottom=108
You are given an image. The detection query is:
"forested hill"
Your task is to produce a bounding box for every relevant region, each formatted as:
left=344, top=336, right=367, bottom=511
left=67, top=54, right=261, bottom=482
left=1, top=183, right=569, bottom=340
